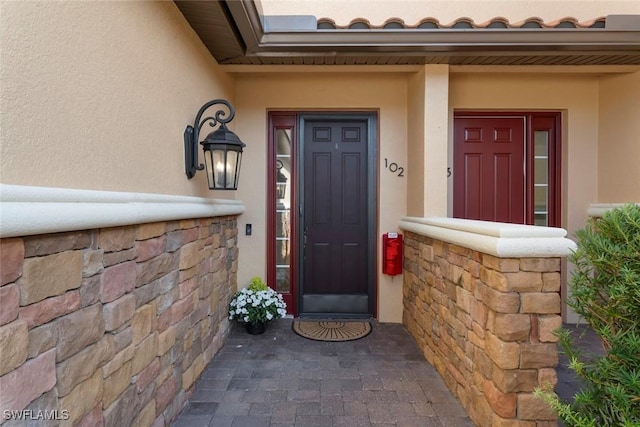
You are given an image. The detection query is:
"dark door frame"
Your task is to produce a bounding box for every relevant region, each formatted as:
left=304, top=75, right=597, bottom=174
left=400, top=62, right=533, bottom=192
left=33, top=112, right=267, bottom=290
left=297, top=112, right=378, bottom=318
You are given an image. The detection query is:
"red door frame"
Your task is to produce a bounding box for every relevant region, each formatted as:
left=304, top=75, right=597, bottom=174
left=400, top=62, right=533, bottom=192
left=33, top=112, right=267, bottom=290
left=454, top=111, right=562, bottom=227
left=266, top=111, right=379, bottom=317
left=267, top=113, right=298, bottom=314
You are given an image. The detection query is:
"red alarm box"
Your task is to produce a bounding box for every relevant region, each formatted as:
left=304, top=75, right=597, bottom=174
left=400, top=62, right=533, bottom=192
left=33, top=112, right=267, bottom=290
left=382, top=232, right=403, bottom=275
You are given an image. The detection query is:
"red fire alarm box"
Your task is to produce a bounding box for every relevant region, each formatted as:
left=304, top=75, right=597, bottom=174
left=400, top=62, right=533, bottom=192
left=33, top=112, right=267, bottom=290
left=382, top=232, right=403, bottom=275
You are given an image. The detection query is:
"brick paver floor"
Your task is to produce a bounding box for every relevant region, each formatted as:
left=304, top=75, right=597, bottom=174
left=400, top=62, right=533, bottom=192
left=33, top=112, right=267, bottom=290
left=172, top=318, right=474, bottom=427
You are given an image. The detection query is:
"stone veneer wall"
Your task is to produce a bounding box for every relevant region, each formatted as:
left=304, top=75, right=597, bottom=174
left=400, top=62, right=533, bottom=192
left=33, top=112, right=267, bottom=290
left=0, top=216, right=239, bottom=426
left=402, top=231, right=562, bottom=427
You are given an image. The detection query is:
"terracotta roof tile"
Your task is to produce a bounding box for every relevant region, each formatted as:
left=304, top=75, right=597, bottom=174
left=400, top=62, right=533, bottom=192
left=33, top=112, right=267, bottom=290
left=316, top=16, right=607, bottom=30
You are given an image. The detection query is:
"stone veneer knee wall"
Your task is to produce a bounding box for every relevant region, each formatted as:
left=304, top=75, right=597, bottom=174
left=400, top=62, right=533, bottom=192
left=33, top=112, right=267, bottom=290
left=403, top=231, right=562, bottom=427
left=0, top=216, right=239, bottom=426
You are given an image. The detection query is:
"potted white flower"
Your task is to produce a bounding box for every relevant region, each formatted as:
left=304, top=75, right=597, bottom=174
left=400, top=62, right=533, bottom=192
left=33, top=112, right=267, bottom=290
left=228, top=277, right=287, bottom=334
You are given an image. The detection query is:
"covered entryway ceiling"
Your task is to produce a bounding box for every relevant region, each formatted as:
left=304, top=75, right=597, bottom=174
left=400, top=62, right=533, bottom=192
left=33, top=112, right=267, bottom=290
left=174, top=0, right=640, bottom=66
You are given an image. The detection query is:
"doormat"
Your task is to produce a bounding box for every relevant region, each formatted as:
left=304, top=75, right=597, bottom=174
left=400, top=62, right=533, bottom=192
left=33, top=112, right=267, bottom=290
left=292, top=320, right=372, bottom=342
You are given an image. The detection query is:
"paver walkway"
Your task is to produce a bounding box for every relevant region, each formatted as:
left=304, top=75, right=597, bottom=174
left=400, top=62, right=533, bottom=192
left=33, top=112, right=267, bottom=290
left=173, top=319, right=601, bottom=427
left=172, top=318, right=474, bottom=427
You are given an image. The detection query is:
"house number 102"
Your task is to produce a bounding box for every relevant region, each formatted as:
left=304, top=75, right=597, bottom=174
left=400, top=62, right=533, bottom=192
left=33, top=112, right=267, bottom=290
left=384, top=158, right=404, bottom=177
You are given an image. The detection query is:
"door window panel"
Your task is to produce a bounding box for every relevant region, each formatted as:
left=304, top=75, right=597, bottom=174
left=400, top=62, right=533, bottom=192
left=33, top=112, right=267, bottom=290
left=274, top=129, right=292, bottom=293
left=533, top=130, right=549, bottom=226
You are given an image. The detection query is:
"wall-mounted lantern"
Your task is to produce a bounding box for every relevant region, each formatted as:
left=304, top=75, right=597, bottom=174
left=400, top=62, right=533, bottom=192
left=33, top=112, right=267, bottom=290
left=276, top=160, right=288, bottom=200
left=184, top=99, right=246, bottom=190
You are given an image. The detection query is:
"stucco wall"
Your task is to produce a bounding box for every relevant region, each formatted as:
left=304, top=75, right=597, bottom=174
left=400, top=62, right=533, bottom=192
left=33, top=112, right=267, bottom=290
left=259, top=0, right=640, bottom=25
left=234, top=72, right=409, bottom=323
left=598, top=71, right=640, bottom=203
left=0, top=1, right=234, bottom=197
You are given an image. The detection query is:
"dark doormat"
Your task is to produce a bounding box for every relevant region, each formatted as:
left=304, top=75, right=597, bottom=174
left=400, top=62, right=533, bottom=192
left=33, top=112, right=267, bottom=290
left=292, top=320, right=372, bottom=342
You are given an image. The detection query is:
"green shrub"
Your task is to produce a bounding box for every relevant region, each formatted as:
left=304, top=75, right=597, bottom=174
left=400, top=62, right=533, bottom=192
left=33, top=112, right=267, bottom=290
left=535, top=204, right=640, bottom=427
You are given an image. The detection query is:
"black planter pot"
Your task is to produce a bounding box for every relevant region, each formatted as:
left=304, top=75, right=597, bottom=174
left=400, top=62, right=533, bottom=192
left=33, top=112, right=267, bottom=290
left=245, top=322, right=267, bottom=335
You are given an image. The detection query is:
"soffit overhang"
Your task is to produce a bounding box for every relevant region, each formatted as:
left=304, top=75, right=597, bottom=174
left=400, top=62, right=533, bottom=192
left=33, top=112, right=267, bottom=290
left=175, top=0, right=640, bottom=66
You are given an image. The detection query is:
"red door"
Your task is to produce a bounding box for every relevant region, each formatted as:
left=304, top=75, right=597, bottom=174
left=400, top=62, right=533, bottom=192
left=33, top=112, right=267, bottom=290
left=454, top=116, right=526, bottom=223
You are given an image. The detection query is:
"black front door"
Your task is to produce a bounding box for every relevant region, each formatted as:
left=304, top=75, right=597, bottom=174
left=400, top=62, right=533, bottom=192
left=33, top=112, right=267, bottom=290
left=300, top=116, right=375, bottom=317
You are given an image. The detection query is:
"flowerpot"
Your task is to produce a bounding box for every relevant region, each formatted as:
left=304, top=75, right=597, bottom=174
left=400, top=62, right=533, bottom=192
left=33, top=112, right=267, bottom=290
left=245, top=322, right=267, bottom=335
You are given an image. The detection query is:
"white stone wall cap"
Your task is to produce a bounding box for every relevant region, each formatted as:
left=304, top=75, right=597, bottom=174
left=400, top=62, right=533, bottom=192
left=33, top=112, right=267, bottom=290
left=587, top=203, right=638, bottom=218
left=400, top=216, right=577, bottom=257
left=0, top=184, right=245, bottom=238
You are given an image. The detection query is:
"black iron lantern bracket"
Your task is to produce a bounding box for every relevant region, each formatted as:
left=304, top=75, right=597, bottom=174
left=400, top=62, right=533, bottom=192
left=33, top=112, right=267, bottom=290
left=184, top=99, right=234, bottom=179
left=183, top=99, right=246, bottom=190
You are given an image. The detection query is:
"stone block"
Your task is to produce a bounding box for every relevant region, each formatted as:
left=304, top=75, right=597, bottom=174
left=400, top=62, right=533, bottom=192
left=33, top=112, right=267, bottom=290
left=480, top=267, right=508, bottom=291
left=132, top=303, right=156, bottom=345
left=178, top=277, right=198, bottom=300
left=502, top=272, right=543, bottom=292
left=483, top=379, right=516, bottom=418
left=136, top=236, right=167, bottom=263
left=542, top=272, right=561, bottom=292
left=538, top=368, right=558, bottom=388
left=520, top=343, right=558, bottom=369
left=491, top=313, right=530, bottom=342
left=492, top=416, right=536, bottom=427
left=482, top=255, right=519, bottom=273
left=133, top=400, right=156, bottom=427
left=492, top=367, right=538, bottom=393
left=134, top=280, right=161, bottom=308
left=517, top=393, right=557, bottom=420
left=100, top=261, right=136, bottom=303
left=56, top=304, right=104, bottom=362
left=27, top=322, right=58, bottom=358
left=56, top=335, right=114, bottom=397
left=103, top=294, right=136, bottom=332
left=23, top=232, right=91, bottom=257
left=102, top=385, right=138, bottom=427
left=102, top=345, right=135, bottom=378
left=102, top=360, right=133, bottom=409
left=485, top=332, right=520, bottom=370
left=158, top=326, right=176, bottom=356
left=179, top=240, right=203, bottom=271
left=182, top=225, right=199, bottom=243
left=538, top=315, right=562, bottom=342
left=520, top=293, right=561, bottom=314
left=19, top=290, right=80, bottom=329
left=83, top=249, right=104, bottom=278
left=1, top=238, right=24, bottom=285
left=520, top=258, right=560, bottom=272
left=155, top=375, right=177, bottom=415
left=0, top=283, right=19, bottom=325
left=0, top=319, right=28, bottom=375
left=136, top=222, right=167, bottom=241
left=75, top=404, right=103, bottom=427
left=19, top=251, right=83, bottom=305
left=136, top=357, right=160, bottom=393
left=132, top=333, right=158, bottom=375
left=80, top=275, right=101, bottom=307
left=59, top=369, right=104, bottom=427
left=481, top=286, right=520, bottom=314
left=98, top=226, right=136, bottom=252
left=136, top=253, right=178, bottom=287
left=103, top=248, right=136, bottom=268
left=113, top=326, right=133, bottom=353
left=0, top=348, right=56, bottom=412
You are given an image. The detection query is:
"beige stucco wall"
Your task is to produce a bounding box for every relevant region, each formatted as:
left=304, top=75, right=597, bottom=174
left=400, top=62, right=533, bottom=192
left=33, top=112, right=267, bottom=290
left=0, top=1, right=234, bottom=197
left=259, top=0, right=640, bottom=25
left=234, top=72, right=409, bottom=322
left=598, top=71, right=640, bottom=203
